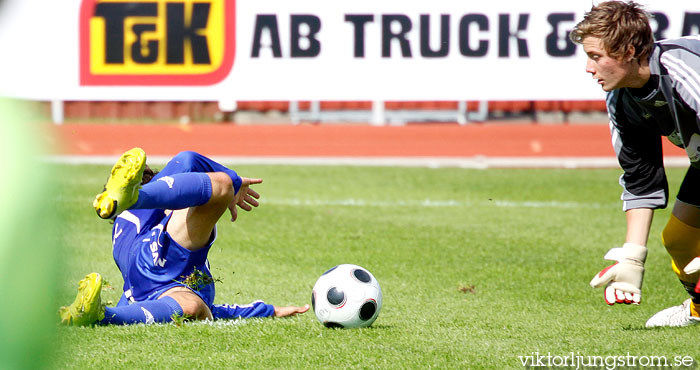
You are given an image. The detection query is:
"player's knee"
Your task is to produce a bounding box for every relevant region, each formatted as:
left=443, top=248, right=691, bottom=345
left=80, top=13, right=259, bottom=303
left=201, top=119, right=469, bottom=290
left=178, top=297, right=211, bottom=320
left=171, top=151, right=199, bottom=169
left=662, top=220, right=679, bottom=249
left=662, top=215, right=690, bottom=252
left=209, top=172, right=234, bottom=204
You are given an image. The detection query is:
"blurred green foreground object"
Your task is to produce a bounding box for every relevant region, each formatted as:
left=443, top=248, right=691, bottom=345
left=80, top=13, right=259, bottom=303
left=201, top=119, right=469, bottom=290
left=0, top=99, right=62, bottom=370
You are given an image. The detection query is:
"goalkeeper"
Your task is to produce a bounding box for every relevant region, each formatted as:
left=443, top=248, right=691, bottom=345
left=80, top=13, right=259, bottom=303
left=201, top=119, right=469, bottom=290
left=570, top=1, right=700, bottom=327
left=60, top=148, right=308, bottom=325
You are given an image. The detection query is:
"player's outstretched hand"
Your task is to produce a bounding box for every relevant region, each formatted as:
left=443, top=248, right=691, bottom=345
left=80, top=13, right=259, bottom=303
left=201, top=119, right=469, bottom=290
left=274, top=304, right=310, bottom=317
left=684, top=257, right=700, bottom=294
left=229, top=177, right=262, bottom=222
left=589, top=243, right=647, bottom=305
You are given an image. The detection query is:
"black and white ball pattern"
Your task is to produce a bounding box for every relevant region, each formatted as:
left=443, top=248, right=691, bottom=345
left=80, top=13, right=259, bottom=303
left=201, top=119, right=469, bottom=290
left=311, top=264, right=382, bottom=328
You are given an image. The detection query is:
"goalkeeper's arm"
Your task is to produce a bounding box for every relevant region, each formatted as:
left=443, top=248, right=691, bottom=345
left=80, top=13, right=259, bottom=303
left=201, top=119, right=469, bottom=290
left=590, top=208, right=652, bottom=305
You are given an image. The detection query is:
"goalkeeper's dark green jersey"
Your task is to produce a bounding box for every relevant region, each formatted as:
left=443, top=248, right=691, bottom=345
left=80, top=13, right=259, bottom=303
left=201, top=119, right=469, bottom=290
left=607, top=36, right=700, bottom=211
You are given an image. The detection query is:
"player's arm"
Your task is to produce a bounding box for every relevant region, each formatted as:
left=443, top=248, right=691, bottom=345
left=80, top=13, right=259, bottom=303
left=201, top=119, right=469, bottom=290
left=170, top=152, right=263, bottom=221
left=228, top=177, right=262, bottom=222
left=274, top=304, right=310, bottom=317
left=154, top=151, right=262, bottom=221
left=210, top=302, right=309, bottom=319
left=589, top=208, right=652, bottom=305
left=625, top=208, right=653, bottom=246
left=590, top=94, right=667, bottom=305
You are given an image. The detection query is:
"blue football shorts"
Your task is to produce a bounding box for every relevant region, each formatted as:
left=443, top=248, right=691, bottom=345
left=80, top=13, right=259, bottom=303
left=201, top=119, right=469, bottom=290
left=111, top=208, right=216, bottom=308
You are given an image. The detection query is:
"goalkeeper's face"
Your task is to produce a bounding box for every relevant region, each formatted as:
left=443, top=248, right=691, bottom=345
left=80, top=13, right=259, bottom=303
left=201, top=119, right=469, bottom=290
left=582, top=36, right=637, bottom=92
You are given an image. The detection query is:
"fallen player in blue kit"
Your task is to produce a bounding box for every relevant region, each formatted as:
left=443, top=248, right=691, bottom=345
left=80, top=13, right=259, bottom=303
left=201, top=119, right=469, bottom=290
left=60, top=148, right=308, bottom=325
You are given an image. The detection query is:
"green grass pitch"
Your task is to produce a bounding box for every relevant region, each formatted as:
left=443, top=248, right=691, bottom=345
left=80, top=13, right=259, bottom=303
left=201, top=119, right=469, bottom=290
left=52, top=164, right=698, bottom=369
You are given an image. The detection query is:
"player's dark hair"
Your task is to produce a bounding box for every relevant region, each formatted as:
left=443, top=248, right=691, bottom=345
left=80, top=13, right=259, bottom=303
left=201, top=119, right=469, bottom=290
left=570, top=1, right=654, bottom=61
left=142, top=165, right=158, bottom=184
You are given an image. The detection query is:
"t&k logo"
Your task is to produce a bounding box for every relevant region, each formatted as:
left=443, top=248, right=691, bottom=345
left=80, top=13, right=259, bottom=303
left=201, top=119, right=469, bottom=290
left=80, top=0, right=235, bottom=85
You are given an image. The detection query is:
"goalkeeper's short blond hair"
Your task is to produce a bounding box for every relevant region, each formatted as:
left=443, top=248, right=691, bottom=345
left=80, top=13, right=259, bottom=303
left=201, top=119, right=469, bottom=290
left=570, top=1, right=654, bottom=61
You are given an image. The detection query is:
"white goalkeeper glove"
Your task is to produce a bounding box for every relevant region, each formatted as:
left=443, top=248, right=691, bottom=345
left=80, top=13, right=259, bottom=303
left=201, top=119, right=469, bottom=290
left=590, top=243, right=647, bottom=305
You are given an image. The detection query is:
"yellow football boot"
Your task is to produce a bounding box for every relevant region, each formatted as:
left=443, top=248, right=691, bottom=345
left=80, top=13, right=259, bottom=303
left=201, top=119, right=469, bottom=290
left=93, top=147, right=146, bottom=219
left=59, top=273, right=105, bottom=326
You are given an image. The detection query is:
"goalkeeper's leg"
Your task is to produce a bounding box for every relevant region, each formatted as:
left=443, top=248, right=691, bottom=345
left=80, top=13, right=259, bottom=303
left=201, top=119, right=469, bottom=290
left=666, top=167, right=700, bottom=302
left=646, top=204, right=700, bottom=327
left=661, top=212, right=700, bottom=305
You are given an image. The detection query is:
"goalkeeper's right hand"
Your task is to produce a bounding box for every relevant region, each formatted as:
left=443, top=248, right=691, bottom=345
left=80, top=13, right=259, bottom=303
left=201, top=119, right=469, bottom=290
left=589, top=243, right=648, bottom=305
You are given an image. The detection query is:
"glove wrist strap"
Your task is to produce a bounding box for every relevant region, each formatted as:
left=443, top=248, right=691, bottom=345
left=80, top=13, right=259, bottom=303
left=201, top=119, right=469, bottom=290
left=621, top=243, right=648, bottom=264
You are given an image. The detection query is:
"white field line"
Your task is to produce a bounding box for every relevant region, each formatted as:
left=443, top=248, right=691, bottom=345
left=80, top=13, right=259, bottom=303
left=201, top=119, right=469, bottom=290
left=262, top=197, right=614, bottom=209
left=44, top=155, right=691, bottom=169
left=124, top=318, right=253, bottom=328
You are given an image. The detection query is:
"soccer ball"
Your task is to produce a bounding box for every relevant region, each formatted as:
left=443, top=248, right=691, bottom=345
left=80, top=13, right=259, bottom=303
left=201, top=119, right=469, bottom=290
left=311, top=264, right=382, bottom=328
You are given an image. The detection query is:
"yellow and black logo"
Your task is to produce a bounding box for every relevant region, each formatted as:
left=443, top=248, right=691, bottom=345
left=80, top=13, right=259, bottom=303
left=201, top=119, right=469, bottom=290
left=80, top=0, right=235, bottom=85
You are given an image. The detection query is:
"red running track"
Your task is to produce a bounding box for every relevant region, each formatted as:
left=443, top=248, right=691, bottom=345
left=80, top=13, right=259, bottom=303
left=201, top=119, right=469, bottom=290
left=49, top=123, right=685, bottom=159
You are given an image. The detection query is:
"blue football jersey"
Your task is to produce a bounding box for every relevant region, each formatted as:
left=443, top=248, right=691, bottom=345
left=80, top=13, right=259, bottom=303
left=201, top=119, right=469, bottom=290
left=111, top=209, right=216, bottom=307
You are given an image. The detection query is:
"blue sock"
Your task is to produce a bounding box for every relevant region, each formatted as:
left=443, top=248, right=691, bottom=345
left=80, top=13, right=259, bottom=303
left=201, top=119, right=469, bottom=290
left=211, top=301, right=275, bottom=319
left=130, top=172, right=212, bottom=210
left=159, top=151, right=242, bottom=194
left=100, top=296, right=184, bottom=325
